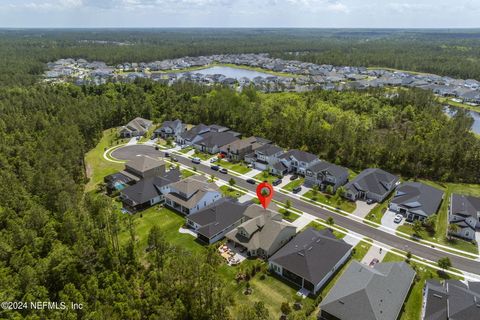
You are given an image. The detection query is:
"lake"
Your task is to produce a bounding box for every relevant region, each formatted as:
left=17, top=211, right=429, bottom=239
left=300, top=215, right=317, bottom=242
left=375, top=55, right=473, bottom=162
left=444, top=106, right=480, bottom=134
left=188, top=66, right=279, bottom=79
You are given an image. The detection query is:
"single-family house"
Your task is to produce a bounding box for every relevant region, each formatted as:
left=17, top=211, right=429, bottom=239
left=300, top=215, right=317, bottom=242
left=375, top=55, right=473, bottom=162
left=154, top=119, right=186, bottom=139
left=186, top=198, right=252, bottom=244
left=304, top=161, right=349, bottom=191
left=119, top=117, right=153, bottom=138
left=176, top=123, right=229, bottom=146
left=319, top=261, right=415, bottom=320
left=247, top=144, right=287, bottom=176
left=120, top=169, right=181, bottom=212
left=269, top=227, right=352, bottom=295
left=193, top=131, right=240, bottom=154
left=344, top=168, right=399, bottom=203
left=278, top=149, right=320, bottom=176
left=220, top=136, right=270, bottom=162
left=448, top=194, right=480, bottom=241
left=164, top=175, right=222, bottom=215
left=422, top=279, right=480, bottom=320
left=389, top=182, right=444, bottom=222
left=104, top=156, right=166, bottom=193
left=225, top=206, right=296, bottom=259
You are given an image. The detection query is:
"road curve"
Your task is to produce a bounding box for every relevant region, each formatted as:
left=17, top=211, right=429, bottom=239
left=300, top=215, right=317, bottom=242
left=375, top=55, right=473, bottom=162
left=111, top=144, right=480, bottom=276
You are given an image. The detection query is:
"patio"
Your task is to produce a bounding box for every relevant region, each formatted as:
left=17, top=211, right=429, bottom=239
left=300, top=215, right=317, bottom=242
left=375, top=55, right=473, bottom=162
left=218, top=242, right=248, bottom=266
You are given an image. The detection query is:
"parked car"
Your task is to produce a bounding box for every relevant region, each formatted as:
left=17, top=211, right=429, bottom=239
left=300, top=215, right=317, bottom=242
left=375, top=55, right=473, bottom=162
left=219, top=168, right=228, bottom=174
left=394, top=214, right=403, bottom=224
left=192, top=157, right=201, bottom=164
left=210, top=158, right=218, bottom=163
left=292, top=186, right=302, bottom=194
left=172, top=157, right=178, bottom=162
left=155, top=146, right=159, bottom=150
left=246, top=179, right=256, bottom=185
left=369, top=258, right=379, bottom=267
left=272, top=179, right=282, bottom=186
left=290, top=175, right=298, bottom=181
left=366, top=199, right=375, bottom=205
left=164, top=152, right=170, bottom=158
left=211, top=165, right=220, bottom=171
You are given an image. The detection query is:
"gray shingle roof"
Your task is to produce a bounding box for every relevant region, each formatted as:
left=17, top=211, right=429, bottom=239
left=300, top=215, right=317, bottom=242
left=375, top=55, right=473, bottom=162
left=346, top=168, right=399, bottom=197
left=188, top=198, right=251, bottom=239
left=126, top=156, right=165, bottom=173
left=446, top=280, right=480, bottom=320
left=269, top=227, right=352, bottom=286
left=280, top=149, right=319, bottom=163
left=320, top=261, right=415, bottom=320
left=391, top=182, right=444, bottom=217
left=450, top=193, right=480, bottom=219
left=196, top=131, right=239, bottom=149
left=423, top=279, right=448, bottom=320
left=255, top=144, right=283, bottom=156
left=307, top=161, right=348, bottom=178
left=121, top=169, right=181, bottom=205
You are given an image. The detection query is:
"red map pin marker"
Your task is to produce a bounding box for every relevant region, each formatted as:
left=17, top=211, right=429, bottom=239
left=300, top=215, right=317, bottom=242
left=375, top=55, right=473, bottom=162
left=256, top=181, right=274, bottom=209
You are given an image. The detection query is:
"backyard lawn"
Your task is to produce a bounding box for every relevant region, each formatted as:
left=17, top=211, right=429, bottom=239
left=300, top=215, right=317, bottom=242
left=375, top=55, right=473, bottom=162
left=254, top=171, right=280, bottom=184
left=278, top=208, right=300, bottom=222
left=85, top=129, right=124, bottom=192
left=281, top=178, right=305, bottom=192
left=217, top=159, right=251, bottom=174
left=381, top=252, right=462, bottom=320
left=395, top=180, right=480, bottom=255
left=302, top=190, right=356, bottom=213
left=220, top=185, right=246, bottom=199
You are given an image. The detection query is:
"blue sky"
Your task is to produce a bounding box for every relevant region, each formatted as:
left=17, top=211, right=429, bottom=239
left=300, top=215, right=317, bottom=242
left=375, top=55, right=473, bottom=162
left=0, top=0, right=478, bottom=28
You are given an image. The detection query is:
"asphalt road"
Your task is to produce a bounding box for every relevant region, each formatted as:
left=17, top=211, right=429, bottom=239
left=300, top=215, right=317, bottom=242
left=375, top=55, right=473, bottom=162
left=111, top=144, right=480, bottom=276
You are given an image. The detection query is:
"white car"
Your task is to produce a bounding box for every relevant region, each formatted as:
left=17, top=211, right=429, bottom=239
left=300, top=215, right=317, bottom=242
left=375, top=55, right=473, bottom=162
left=210, top=157, right=218, bottom=163
left=394, top=214, right=403, bottom=224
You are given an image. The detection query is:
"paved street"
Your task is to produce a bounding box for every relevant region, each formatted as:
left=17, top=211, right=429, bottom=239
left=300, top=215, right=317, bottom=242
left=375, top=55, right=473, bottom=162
left=110, top=144, right=480, bottom=276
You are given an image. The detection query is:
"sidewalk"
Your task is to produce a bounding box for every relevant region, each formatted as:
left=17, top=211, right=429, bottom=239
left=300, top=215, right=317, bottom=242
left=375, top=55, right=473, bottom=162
left=244, top=168, right=261, bottom=178
left=291, top=214, right=315, bottom=230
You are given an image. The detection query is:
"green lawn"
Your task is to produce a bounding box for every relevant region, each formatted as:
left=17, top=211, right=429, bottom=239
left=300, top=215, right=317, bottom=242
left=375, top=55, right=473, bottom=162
left=181, top=169, right=197, bottom=179
left=278, top=208, right=300, bottom=222
left=395, top=180, right=480, bottom=255
left=281, top=178, right=305, bottom=192
left=382, top=252, right=462, bottom=320
left=220, top=185, right=246, bottom=199
left=364, top=192, right=395, bottom=225
left=179, top=146, right=194, bottom=154
left=254, top=171, right=280, bottom=184
left=437, top=96, right=480, bottom=113
left=192, top=150, right=214, bottom=161
left=217, top=159, right=251, bottom=174
left=306, top=221, right=347, bottom=239
left=118, top=206, right=204, bottom=255
left=85, top=129, right=124, bottom=192
left=302, top=191, right=356, bottom=213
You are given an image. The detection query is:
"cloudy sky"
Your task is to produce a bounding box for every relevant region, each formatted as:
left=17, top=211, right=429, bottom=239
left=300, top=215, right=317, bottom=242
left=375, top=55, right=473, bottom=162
left=0, top=0, right=478, bottom=28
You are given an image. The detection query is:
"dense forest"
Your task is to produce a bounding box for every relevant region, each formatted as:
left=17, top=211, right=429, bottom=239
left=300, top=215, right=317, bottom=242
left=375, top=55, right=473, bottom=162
left=1, top=29, right=480, bottom=86
left=0, top=29, right=480, bottom=319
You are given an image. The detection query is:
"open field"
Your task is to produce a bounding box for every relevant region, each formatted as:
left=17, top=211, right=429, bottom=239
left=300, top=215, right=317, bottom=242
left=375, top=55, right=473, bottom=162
left=84, top=129, right=125, bottom=192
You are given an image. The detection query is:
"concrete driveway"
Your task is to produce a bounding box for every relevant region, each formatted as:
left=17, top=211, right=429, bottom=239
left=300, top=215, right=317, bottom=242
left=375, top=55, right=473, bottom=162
left=352, top=201, right=376, bottom=219
left=361, top=242, right=387, bottom=266
left=380, top=209, right=405, bottom=233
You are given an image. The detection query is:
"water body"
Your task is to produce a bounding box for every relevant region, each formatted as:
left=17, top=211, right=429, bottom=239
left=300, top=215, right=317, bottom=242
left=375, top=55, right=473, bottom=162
left=188, top=66, right=280, bottom=79
left=444, top=106, right=480, bottom=134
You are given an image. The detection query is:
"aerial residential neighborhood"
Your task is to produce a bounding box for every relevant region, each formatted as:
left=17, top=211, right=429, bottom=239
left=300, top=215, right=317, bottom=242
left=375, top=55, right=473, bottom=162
left=95, top=116, right=480, bottom=319
left=3, top=7, right=480, bottom=320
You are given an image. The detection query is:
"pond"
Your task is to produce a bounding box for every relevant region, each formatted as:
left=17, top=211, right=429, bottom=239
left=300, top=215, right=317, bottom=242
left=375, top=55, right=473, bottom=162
left=187, top=66, right=280, bottom=79
left=444, top=106, right=480, bottom=135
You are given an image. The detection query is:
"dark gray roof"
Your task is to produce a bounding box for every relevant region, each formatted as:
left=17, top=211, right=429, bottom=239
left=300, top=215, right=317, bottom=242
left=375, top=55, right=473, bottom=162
left=320, top=261, right=415, bottom=320
left=196, top=131, right=239, bottom=149
left=179, top=123, right=209, bottom=140
left=255, top=144, right=283, bottom=156
left=346, top=168, right=399, bottom=197
left=307, top=161, right=348, bottom=178
left=188, top=198, right=251, bottom=239
left=269, top=228, right=352, bottom=286
left=280, top=149, right=319, bottom=163
left=447, top=280, right=480, bottom=320
left=391, top=182, right=444, bottom=217
left=121, top=169, right=181, bottom=205
left=155, top=119, right=182, bottom=132
left=450, top=193, right=480, bottom=219
left=423, top=279, right=448, bottom=320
